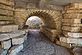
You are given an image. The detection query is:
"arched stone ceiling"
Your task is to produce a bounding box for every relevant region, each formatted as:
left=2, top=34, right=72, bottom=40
left=14, top=0, right=82, bottom=10
left=15, top=0, right=82, bottom=6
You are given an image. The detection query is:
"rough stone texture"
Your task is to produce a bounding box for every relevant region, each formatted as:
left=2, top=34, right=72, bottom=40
left=40, top=26, right=58, bottom=42
left=0, top=0, right=14, bottom=6
left=15, top=8, right=62, bottom=35
left=0, top=49, right=7, bottom=55
left=12, top=35, right=25, bottom=45
left=56, top=41, right=72, bottom=48
left=1, top=39, right=11, bottom=49
left=0, top=4, right=14, bottom=10
left=60, top=37, right=82, bottom=44
left=8, top=44, right=23, bottom=55
left=17, top=30, right=71, bottom=55
left=0, top=9, right=14, bottom=16
left=0, top=20, right=14, bottom=25
left=65, top=32, right=82, bottom=38
left=0, top=25, right=18, bottom=32
left=0, top=30, right=26, bottom=41
left=0, top=16, right=14, bottom=21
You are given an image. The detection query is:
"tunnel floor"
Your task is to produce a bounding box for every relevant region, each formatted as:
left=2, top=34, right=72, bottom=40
left=17, top=29, right=72, bottom=55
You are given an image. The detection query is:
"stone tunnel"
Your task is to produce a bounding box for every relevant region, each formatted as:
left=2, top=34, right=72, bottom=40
left=14, top=9, right=62, bottom=41
left=0, top=0, right=82, bottom=55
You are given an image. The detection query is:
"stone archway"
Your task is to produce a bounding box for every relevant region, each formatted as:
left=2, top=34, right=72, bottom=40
left=15, top=9, right=62, bottom=38
left=23, top=11, right=56, bottom=29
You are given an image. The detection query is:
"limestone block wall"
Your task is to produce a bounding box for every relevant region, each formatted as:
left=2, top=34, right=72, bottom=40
left=0, top=0, right=14, bottom=21
left=57, top=3, right=82, bottom=48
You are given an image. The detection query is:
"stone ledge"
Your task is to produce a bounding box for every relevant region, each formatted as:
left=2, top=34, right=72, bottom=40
left=0, top=25, right=18, bottom=32
left=1, top=39, right=11, bottom=49
left=60, top=37, right=82, bottom=44
left=12, top=35, right=25, bottom=45
left=0, top=30, right=26, bottom=41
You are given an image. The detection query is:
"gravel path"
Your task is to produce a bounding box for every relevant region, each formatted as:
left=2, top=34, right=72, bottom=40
left=17, top=29, right=72, bottom=55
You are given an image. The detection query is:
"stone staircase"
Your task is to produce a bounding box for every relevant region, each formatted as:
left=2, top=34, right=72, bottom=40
left=0, top=18, right=28, bottom=55
left=0, top=0, right=29, bottom=55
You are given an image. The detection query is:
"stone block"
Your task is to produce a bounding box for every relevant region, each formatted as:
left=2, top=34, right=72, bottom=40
left=0, top=34, right=10, bottom=41
left=0, top=4, right=14, bottom=10
left=62, top=26, right=80, bottom=32
left=62, top=19, right=81, bottom=24
left=63, top=23, right=82, bottom=27
left=66, top=10, right=82, bottom=13
left=0, top=9, right=14, bottom=16
left=12, top=35, right=25, bottom=45
left=0, top=25, right=18, bottom=32
left=8, top=30, right=26, bottom=38
left=0, top=0, right=14, bottom=6
left=56, top=41, right=72, bottom=48
left=67, top=32, right=82, bottom=38
left=0, top=20, right=14, bottom=25
left=0, top=30, right=26, bottom=41
left=1, top=39, right=11, bottom=49
left=8, top=44, right=23, bottom=55
left=60, top=37, right=82, bottom=45
left=64, top=13, right=82, bottom=19
left=0, top=16, right=14, bottom=21
left=0, top=49, right=7, bottom=55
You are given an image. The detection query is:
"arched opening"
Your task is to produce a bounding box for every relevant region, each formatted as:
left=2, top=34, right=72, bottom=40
left=20, top=11, right=59, bottom=42
left=22, top=11, right=56, bottom=30
left=15, top=10, right=61, bottom=42
left=25, top=16, right=44, bottom=29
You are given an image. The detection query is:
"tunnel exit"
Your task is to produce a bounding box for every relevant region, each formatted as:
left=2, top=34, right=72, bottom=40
left=25, top=16, right=44, bottom=29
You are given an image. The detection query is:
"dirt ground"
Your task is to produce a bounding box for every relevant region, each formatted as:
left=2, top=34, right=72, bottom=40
left=17, top=29, right=72, bottom=55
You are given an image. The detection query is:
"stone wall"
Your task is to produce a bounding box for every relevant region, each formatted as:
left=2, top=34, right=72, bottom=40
left=0, top=0, right=14, bottom=21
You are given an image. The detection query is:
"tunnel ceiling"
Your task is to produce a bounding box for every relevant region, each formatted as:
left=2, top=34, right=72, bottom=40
left=15, top=0, right=82, bottom=6
left=48, top=0, right=82, bottom=6
left=14, top=0, right=82, bottom=10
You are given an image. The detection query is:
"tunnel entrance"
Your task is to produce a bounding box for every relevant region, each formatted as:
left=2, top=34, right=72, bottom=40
left=25, top=16, right=44, bottom=29
left=15, top=9, right=61, bottom=42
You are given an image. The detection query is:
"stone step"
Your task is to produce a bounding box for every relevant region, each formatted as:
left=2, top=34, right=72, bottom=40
left=63, top=32, right=82, bottom=38
left=56, top=40, right=82, bottom=48
left=0, top=39, right=11, bottom=49
left=0, top=20, right=14, bottom=25
left=8, top=44, right=23, bottom=55
left=0, top=30, right=26, bottom=41
left=0, top=25, right=18, bottom=32
left=12, top=35, right=25, bottom=45
left=56, top=41, right=72, bottom=48
left=60, top=37, right=82, bottom=45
